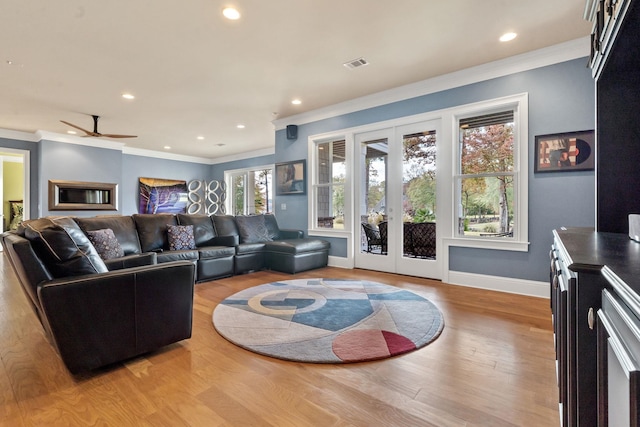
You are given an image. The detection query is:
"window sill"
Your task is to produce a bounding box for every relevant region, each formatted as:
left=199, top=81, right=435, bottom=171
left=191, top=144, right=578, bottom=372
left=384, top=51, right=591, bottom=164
left=443, top=237, right=530, bottom=252
left=307, top=228, right=351, bottom=239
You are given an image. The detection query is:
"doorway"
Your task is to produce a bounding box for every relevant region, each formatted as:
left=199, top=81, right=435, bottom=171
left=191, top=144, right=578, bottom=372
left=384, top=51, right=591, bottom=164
left=0, top=148, right=29, bottom=246
left=354, top=120, right=442, bottom=279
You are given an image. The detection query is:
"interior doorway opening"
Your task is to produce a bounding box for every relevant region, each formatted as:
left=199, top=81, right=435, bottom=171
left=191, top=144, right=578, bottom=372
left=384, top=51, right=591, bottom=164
left=0, top=148, right=30, bottom=249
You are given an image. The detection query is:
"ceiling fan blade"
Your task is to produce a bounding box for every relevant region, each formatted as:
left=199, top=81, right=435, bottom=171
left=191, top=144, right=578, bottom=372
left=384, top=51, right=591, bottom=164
left=61, top=116, right=136, bottom=138
left=100, top=133, right=138, bottom=138
left=60, top=120, right=93, bottom=135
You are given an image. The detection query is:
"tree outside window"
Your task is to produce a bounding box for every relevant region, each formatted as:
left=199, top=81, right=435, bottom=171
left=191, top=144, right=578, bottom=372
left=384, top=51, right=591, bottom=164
left=457, top=111, right=514, bottom=237
left=228, top=167, right=272, bottom=215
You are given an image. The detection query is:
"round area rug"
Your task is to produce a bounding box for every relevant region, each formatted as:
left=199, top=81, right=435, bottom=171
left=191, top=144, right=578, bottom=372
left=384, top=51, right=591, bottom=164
left=212, top=278, right=444, bottom=363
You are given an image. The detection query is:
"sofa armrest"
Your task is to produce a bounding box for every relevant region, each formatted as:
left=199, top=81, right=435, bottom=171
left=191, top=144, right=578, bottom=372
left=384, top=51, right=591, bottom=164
left=104, top=252, right=157, bottom=271
left=279, top=229, right=304, bottom=239
left=212, top=235, right=239, bottom=247
left=37, top=261, right=195, bottom=374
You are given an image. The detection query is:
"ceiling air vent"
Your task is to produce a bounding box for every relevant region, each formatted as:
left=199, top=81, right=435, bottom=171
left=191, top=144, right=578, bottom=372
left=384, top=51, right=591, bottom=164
left=343, top=57, right=369, bottom=70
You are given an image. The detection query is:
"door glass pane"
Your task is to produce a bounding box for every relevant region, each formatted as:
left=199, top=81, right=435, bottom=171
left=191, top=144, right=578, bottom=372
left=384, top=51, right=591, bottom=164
left=251, top=169, right=272, bottom=214
left=231, top=174, right=245, bottom=215
left=402, top=130, right=436, bottom=259
left=359, top=139, right=387, bottom=255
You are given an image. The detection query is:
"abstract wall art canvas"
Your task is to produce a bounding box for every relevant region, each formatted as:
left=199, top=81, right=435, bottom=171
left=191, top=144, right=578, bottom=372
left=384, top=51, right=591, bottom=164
left=138, top=177, right=188, bottom=214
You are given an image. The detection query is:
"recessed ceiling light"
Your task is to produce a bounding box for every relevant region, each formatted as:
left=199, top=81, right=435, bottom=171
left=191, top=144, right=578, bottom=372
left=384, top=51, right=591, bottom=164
left=197, top=136, right=205, bottom=140
left=164, top=146, right=171, bottom=150
left=236, top=124, right=245, bottom=129
left=223, top=7, right=240, bottom=20
left=67, top=130, right=77, bottom=135
left=122, top=93, right=135, bottom=100
left=499, top=32, right=517, bottom=42
left=292, top=99, right=302, bottom=105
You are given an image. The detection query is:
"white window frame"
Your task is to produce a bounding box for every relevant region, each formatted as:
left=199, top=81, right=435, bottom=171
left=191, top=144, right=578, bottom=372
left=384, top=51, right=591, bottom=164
left=224, top=164, right=273, bottom=215
left=447, top=93, right=529, bottom=252
left=306, top=93, right=529, bottom=255
left=308, top=135, right=352, bottom=237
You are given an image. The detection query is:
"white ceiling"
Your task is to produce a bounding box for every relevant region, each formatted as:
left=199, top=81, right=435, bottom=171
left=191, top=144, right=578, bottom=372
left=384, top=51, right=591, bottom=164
left=0, top=1, right=591, bottom=160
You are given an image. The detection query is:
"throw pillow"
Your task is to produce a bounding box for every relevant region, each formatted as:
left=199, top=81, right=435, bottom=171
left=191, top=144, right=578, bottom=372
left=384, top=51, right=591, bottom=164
left=86, top=228, right=125, bottom=260
left=235, top=215, right=272, bottom=243
left=167, top=224, right=196, bottom=250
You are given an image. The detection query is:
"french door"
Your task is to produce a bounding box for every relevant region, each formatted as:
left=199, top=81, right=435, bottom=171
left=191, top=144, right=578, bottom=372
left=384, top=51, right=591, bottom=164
left=354, top=120, right=442, bottom=279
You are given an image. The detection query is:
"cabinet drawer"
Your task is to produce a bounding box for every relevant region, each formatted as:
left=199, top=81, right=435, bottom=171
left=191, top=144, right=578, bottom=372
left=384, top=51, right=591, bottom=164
left=598, top=289, right=640, bottom=426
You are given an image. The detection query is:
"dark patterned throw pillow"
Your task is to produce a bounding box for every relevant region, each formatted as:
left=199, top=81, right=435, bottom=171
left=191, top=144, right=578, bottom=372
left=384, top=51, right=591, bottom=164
left=167, top=224, right=196, bottom=250
left=235, top=215, right=272, bottom=243
left=86, top=228, right=125, bottom=260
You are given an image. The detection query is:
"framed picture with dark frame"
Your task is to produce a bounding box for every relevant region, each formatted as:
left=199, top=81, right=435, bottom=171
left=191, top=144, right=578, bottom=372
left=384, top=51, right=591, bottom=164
left=534, top=130, right=595, bottom=173
left=275, top=160, right=306, bottom=195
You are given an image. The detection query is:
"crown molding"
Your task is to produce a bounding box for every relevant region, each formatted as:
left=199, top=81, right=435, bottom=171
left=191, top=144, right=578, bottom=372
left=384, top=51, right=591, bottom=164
left=208, top=147, right=275, bottom=165
left=0, top=128, right=40, bottom=142
left=273, top=37, right=590, bottom=129
left=122, top=146, right=214, bottom=164
left=1, top=128, right=273, bottom=165
left=36, top=130, right=126, bottom=151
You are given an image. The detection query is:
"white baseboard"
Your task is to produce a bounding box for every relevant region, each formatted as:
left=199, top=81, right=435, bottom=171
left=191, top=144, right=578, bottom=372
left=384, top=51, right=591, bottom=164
left=325, top=257, right=548, bottom=298
left=447, top=271, right=549, bottom=298
left=327, top=255, right=354, bottom=269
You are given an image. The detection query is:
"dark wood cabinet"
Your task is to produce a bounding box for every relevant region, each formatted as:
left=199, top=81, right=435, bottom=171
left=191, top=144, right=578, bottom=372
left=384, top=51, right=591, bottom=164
left=585, top=0, right=640, bottom=234
left=551, top=229, right=605, bottom=426
left=597, top=287, right=640, bottom=427
left=551, top=229, right=640, bottom=426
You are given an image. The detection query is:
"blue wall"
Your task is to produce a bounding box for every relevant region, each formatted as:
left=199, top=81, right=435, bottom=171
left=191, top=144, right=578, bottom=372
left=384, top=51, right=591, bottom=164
left=121, top=154, right=212, bottom=215
left=2, top=138, right=214, bottom=217
left=39, top=140, right=123, bottom=217
left=270, top=58, right=595, bottom=282
left=210, top=153, right=275, bottom=182
left=0, top=58, right=594, bottom=283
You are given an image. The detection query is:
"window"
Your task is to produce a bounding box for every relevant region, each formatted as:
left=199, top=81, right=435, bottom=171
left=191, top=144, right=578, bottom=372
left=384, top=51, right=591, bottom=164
left=313, top=139, right=346, bottom=230
left=453, top=94, right=528, bottom=249
left=225, top=166, right=272, bottom=215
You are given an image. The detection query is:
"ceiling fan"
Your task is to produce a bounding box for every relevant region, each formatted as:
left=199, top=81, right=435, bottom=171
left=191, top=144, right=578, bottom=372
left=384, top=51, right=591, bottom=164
left=60, top=115, right=137, bottom=138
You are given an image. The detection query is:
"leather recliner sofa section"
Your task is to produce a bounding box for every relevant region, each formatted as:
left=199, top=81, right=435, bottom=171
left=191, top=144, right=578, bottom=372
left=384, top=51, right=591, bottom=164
left=73, top=213, right=328, bottom=280
left=1, top=217, right=195, bottom=374
left=211, top=214, right=330, bottom=274
left=0, top=212, right=329, bottom=373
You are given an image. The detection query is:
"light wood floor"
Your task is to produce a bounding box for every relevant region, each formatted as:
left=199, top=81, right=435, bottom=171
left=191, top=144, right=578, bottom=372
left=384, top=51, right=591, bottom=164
left=0, top=253, right=559, bottom=426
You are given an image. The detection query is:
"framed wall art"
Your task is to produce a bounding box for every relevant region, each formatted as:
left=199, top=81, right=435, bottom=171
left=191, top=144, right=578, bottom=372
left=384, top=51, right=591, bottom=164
left=138, top=177, right=188, bottom=214
left=275, top=160, right=306, bottom=195
left=534, top=130, right=595, bottom=173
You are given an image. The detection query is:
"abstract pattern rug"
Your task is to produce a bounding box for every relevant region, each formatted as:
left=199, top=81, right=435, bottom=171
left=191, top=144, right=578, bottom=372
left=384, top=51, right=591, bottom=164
left=212, top=278, right=444, bottom=363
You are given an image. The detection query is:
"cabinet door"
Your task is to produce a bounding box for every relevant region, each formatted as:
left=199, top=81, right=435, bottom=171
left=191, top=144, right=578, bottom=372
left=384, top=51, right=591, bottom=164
left=549, top=246, right=576, bottom=426
left=598, top=289, right=640, bottom=427
left=557, top=273, right=569, bottom=426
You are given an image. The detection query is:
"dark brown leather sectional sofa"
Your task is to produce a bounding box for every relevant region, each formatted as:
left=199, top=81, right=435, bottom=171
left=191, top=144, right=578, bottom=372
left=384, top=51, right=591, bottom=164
left=0, top=213, right=329, bottom=374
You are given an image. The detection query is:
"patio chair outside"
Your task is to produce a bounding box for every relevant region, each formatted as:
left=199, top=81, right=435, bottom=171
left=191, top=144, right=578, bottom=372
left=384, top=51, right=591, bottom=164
left=361, top=222, right=383, bottom=253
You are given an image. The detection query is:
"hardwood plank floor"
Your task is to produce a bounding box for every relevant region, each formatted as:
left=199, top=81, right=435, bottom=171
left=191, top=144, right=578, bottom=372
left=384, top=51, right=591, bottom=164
left=0, top=254, right=559, bottom=426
